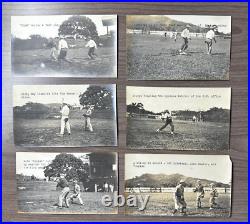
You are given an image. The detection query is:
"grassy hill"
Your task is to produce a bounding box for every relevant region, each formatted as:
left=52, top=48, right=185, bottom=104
left=125, top=173, right=230, bottom=188
left=127, top=15, right=205, bottom=32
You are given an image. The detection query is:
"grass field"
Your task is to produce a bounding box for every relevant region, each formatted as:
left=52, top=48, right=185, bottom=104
left=125, top=192, right=231, bottom=217
left=127, top=118, right=229, bottom=150
left=14, top=118, right=117, bottom=147
left=17, top=180, right=117, bottom=214
left=127, top=34, right=230, bottom=80
left=12, top=45, right=116, bottom=77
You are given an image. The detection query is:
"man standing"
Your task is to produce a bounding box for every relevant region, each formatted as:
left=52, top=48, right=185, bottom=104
left=85, top=36, right=98, bottom=60
left=209, top=183, right=219, bottom=209
left=70, top=180, right=84, bottom=206
left=205, top=25, right=217, bottom=55
left=60, top=103, right=71, bottom=136
left=179, top=25, right=191, bottom=55
left=193, top=180, right=205, bottom=208
left=58, top=36, right=69, bottom=61
left=173, top=180, right=187, bottom=215
left=156, top=110, right=174, bottom=135
left=57, top=173, right=70, bottom=209
left=82, top=105, right=94, bottom=132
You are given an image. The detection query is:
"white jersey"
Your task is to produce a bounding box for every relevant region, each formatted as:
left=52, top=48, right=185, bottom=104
left=85, top=40, right=97, bottom=48
left=181, top=28, right=190, bottom=38
left=206, top=30, right=215, bottom=39
left=58, top=39, right=68, bottom=50
left=61, top=105, right=70, bottom=118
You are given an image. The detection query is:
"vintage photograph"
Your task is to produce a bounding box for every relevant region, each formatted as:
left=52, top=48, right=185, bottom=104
left=125, top=154, right=232, bottom=217
left=13, top=84, right=117, bottom=147
left=127, top=86, right=231, bottom=150
left=127, top=15, right=231, bottom=80
left=16, top=152, right=118, bottom=214
left=11, top=15, right=117, bottom=77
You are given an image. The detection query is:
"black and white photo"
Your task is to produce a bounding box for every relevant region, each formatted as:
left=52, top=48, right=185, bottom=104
left=127, top=86, right=231, bottom=150
left=13, top=84, right=117, bottom=147
left=127, top=15, right=231, bottom=80
left=11, top=15, right=117, bottom=77
left=16, top=152, right=118, bottom=214
left=125, top=154, right=232, bottom=217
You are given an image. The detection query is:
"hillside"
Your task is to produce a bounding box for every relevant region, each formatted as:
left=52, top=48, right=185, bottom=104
left=127, top=15, right=204, bottom=32
left=125, top=173, right=230, bottom=188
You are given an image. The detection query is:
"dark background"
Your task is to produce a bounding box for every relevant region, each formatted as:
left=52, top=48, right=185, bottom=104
left=2, top=2, right=248, bottom=222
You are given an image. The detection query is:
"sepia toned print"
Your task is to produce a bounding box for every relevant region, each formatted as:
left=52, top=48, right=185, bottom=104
left=126, top=86, right=231, bottom=150
left=125, top=154, right=232, bottom=217
left=11, top=15, right=117, bottom=77
left=16, top=152, right=118, bottom=214
left=13, top=84, right=117, bottom=147
left=127, top=15, right=231, bottom=80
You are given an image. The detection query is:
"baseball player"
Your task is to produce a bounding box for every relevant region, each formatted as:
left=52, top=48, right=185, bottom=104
left=58, top=36, right=69, bottom=61
left=57, top=173, right=70, bottom=209
left=156, top=110, right=174, bottom=135
left=193, top=180, right=205, bottom=208
left=82, top=105, right=94, bottom=132
left=205, top=25, right=217, bottom=55
left=209, top=183, right=219, bottom=209
left=70, top=180, right=84, bottom=206
left=179, top=25, right=191, bottom=55
left=60, top=103, right=71, bottom=136
left=85, top=36, right=98, bottom=60
left=173, top=180, right=187, bottom=215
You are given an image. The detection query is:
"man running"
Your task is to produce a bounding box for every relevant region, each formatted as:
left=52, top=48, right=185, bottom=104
left=193, top=180, right=205, bottom=208
left=156, top=110, right=174, bottom=135
left=205, top=25, right=217, bottom=55
left=173, top=180, right=187, bottom=215
left=179, top=25, right=191, bottom=55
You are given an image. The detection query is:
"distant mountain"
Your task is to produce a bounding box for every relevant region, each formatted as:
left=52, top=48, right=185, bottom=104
left=125, top=173, right=230, bottom=188
left=127, top=15, right=205, bottom=32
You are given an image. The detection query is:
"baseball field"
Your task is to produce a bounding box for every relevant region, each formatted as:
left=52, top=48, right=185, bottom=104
left=14, top=118, right=117, bottom=147
left=127, top=118, right=229, bottom=150
left=125, top=192, right=231, bottom=217
left=127, top=34, right=230, bottom=80
left=12, top=41, right=116, bottom=77
left=17, top=180, right=117, bottom=214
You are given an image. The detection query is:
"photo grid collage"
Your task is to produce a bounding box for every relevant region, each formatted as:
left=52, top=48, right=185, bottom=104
left=10, top=14, right=233, bottom=217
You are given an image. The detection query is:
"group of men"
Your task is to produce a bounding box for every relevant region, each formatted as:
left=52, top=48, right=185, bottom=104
left=173, top=179, right=219, bottom=216
left=48, top=36, right=98, bottom=63
left=60, top=102, right=95, bottom=136
left=177, top=24, right=218, bottom=55
left=56, top=173, right=84, bottom=209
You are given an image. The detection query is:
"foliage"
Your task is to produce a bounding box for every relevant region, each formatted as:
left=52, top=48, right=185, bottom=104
left=58, top=16, right=98, bottom=41
left=79, top=85, right=114, bottom=111
left=44, top=153, right=89, bottom=182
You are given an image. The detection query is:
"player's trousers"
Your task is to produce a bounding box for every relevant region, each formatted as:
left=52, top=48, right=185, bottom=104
left=159, top=119, right=174, bottom=132
left=70, top=193, right=83, bottom=205
left=60, top=117, right=71, bottom=135
left=88, top=47, right=97, bottom=59
left=174, top=197, right=187, bottom=210
left=181, top=37, right=188, bottom=51
left=58, top=49, right=67, bottom=59
left=85, top=117, right=93, bottom=132
left=209, top=197, right=217, bottom=207
left=58, top=187, right=70, bottom=207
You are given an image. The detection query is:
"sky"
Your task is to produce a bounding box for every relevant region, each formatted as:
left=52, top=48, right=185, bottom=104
left=13, top=85, right=89, bottom=106
left=127, top=86, right=231, bottom=113
left=16, top=152, right=90, bottom=179
left=166, top=15, right=231, bottom=33
left=125, top=154, right=232, bottom=184
left=11, top=15, right=117, bottom=39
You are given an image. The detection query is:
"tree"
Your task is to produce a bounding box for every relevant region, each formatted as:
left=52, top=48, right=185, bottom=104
left=44, top=153, right=89, bottom=182
left=79, top=85, right=113, bottom=110
left=58, top=16, right=99, bottom=40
